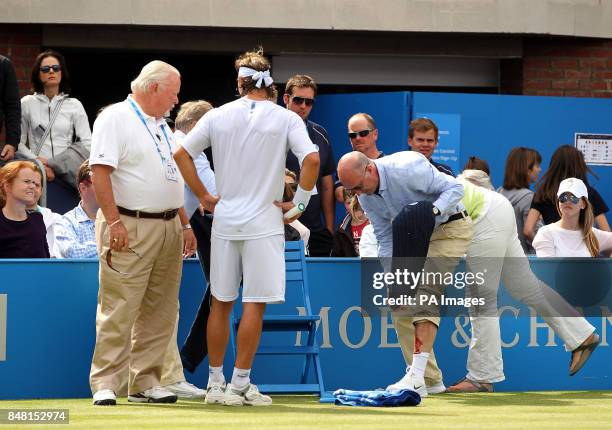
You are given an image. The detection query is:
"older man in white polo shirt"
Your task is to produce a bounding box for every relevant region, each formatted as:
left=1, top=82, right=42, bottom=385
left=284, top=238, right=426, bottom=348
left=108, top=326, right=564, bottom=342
left=88, top=61, right=196, bottom=406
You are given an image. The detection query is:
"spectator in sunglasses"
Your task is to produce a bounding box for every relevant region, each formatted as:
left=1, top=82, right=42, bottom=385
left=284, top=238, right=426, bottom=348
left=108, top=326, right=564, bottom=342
left=533, top=177, right=612, bottom=257
left=17, top=50, right=91, bottom=198
left=525, top=145, right=610, bottom=242
left=284, top=75, right=335, bottom=256
left=335, top=113, right=384, bottom=203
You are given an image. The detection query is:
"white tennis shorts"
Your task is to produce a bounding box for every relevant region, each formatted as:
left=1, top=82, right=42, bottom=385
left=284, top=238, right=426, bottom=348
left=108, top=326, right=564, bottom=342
left=210, top=234, right=285, bottom=303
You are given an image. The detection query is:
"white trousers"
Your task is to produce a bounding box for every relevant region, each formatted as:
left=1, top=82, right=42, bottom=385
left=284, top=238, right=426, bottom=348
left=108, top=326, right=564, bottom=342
left=464, top=193, right=595, bottom=383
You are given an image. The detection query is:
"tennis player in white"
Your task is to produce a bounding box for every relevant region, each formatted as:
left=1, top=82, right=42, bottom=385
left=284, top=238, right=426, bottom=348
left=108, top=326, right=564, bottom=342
left=174, top=49, right=320, bottom=406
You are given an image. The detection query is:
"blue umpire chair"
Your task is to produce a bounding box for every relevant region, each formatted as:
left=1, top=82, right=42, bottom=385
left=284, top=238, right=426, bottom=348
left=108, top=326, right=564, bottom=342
left=230, top=240, right=326, bottom=397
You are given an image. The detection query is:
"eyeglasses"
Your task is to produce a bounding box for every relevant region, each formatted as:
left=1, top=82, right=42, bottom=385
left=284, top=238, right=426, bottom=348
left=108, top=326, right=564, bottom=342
left=40, top=65, right=61, bottom=73
left=106, top=248, right=142, bottom=276
left=344, top=164, right=369, bottom=196
left=291, top=96, right=315, bottom=107
left=559, top=193, right=581, bottom=204
left=348, top=129, right=373, bottom=139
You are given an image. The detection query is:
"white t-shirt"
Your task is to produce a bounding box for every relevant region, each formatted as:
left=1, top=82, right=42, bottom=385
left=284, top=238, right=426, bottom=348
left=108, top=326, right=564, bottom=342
left=37, top=206, right=63, bottom=258
left=181, top=97, right=317, bottom=240
left=533, top=222, right=612, bottom=257
left=89, top=96, right=184, bottom=212
left=175, top=130, right=217, bottom=217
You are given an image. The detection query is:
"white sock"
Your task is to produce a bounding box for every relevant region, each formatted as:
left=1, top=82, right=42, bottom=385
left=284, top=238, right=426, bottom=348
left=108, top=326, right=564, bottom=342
left=208, top=365, right=224, bottom=384
left=411, top=352, right=430, bottom=379
left=231, top=367, right=251, bottom=390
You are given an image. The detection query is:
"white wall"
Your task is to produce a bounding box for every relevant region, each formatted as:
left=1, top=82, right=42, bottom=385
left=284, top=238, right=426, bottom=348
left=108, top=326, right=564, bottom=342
left=2, top=0, right=612, bottom=38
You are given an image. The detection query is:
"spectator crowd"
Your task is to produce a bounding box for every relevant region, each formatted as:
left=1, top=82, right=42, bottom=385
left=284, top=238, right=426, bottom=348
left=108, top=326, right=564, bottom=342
left=1, top=47, right=610, bottom=406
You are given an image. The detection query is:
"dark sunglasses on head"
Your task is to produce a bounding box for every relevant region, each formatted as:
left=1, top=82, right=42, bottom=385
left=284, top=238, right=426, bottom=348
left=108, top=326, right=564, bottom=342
left=291, top=96, right=315, bottom=107
left=348, top=129, right=372, bottom=139
left=40, top=65, right=61, bottom=73
left=559, top=193, right=580, bottom=204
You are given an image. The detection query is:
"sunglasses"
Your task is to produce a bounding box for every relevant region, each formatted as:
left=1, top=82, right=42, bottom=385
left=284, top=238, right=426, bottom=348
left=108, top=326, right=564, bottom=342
left=559, top=193, right=580, bottom=204
left=40, top=65, right=61, bottom=73
left=348, top=129, right=373, bottom=139
left=291, top=96, right=315, bottom=107
left=106, top=248, right=142, bottom=276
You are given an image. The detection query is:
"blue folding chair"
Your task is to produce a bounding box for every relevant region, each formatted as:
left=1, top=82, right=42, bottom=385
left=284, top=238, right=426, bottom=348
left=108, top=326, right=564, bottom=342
left=230, top=240, right=325, bottom=397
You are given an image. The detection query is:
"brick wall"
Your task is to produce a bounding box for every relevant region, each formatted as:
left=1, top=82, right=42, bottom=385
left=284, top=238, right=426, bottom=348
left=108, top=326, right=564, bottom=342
left=522, top=37, right=612, bottom=98
left=0, top=24, right=42, bottom=146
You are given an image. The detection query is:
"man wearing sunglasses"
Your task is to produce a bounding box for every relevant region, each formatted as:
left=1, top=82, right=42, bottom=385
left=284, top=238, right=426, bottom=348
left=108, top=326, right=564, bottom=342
left=284, top=75, right=335, bottom=256
left=335, top=113, right=384, bottom=203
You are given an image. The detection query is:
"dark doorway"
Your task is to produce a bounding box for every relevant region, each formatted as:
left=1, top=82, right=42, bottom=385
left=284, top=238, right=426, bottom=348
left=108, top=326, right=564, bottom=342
left=56, top=48, right=237, bottom=126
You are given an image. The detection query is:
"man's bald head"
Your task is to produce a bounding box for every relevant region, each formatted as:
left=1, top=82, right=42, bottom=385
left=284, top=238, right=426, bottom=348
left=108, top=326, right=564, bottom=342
left=337, top=151, right=378, bottom=196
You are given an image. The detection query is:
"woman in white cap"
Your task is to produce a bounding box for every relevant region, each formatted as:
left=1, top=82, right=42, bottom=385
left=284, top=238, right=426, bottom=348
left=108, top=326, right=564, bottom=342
left=533, top=177, right=612, bottom=257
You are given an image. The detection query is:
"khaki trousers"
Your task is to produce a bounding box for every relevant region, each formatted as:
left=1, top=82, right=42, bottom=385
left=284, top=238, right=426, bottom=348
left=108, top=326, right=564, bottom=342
left=393, top=217, right=473, bottom=385
left=90, top=213, right=183, bottom=395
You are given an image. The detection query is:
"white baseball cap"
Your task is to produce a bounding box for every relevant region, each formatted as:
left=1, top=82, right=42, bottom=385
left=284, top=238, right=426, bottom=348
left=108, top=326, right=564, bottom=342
left=557, top=177, right=588, bottom=199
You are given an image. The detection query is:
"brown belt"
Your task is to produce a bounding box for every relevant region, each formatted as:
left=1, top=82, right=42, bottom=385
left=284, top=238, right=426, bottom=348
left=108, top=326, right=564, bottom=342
left=117, top=206, right=179, bottom=220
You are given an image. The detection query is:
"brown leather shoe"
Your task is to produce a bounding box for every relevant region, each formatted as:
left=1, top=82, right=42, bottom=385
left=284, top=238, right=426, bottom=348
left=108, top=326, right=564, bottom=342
left=569, top=333, right=600, bottom=376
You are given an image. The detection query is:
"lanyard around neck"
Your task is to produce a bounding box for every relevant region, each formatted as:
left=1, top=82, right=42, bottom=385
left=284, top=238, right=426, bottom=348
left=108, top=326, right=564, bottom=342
left=127, top=97, right=172, bottom=165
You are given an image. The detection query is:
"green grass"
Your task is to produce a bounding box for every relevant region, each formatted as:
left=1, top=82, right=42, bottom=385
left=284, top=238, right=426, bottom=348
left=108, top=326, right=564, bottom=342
left=1, top=392, right=611, bottom=430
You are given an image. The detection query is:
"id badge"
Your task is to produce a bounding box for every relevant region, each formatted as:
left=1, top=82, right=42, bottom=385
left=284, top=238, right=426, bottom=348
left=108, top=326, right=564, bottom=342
left=165, top=160, right=179, bottom=182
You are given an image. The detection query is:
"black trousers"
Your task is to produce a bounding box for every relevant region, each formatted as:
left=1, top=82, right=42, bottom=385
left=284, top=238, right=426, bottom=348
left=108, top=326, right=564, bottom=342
left=389, top=201, right=436, bottom=302
left=180, top=211, right=213, bottom=373
left=307, top=228, right=333, bottom=256
left=391, top=201, right=435, bottom=259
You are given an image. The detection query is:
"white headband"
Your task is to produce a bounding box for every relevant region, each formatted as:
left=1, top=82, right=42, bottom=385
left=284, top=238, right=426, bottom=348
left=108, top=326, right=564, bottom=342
left=237, top=66, right=274, bottom=88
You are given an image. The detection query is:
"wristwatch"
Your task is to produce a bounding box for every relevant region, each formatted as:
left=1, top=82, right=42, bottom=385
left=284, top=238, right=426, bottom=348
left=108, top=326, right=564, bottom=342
left=182, top=224, right=192, bottom=230
left=432, top=206, right=441, bottom=216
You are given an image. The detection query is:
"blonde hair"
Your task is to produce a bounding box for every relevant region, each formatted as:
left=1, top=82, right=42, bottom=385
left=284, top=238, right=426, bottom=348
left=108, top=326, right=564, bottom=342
left=348, top=196, right=367, bottom=224
left=558, top=196, right=600, bottom=257
left=175, top=100, right=213, bottom=133
left=130, top=60, right=180, bottom=94
left=582, top=200, right=600, bottom=257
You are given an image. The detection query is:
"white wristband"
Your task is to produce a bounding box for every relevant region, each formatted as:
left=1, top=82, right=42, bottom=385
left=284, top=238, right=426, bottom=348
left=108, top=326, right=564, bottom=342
left=284, top=184, right=313, bottom=219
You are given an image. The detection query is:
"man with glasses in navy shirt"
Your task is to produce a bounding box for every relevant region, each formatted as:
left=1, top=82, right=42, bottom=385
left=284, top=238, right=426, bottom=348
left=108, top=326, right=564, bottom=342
left=335, top=113, right=385, bottom=204
left=284, top=75, right=335, bottom=256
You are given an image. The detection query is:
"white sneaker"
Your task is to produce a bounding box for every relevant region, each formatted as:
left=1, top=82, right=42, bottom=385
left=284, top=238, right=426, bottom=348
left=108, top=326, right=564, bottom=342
left=128, top=386, right=178, bottom=403
left=385, top=371, right=428, bottom=398
left=205, top=381, right=226, bottom=404
left=223, top=383, right=272, bottom=406
left=426, top=381, right=447, bottom=395
left=93, top=389, right=116, bottom=406
left=163, top=381, right=206, bottom=399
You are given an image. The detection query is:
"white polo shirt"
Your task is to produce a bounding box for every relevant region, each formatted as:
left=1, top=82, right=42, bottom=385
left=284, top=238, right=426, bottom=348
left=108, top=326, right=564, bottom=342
left=89, top=96, right=184, bottom=212
left=181, top=97, right=317, bottom=240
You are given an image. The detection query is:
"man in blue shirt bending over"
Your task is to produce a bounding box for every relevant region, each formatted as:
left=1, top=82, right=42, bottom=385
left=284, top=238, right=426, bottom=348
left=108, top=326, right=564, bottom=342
left=337, top=150, right=472, bottom=399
